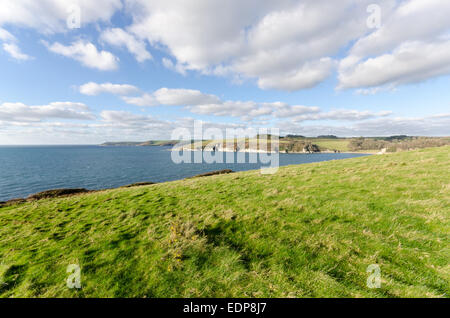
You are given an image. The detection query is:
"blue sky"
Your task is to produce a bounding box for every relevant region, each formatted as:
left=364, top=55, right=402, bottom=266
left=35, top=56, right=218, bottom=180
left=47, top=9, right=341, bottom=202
left=0, top=0, right=449, bottom=144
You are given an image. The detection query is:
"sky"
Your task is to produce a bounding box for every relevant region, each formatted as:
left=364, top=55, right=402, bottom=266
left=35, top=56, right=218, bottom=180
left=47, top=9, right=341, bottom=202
left=0, top=0, right=449, bottom=145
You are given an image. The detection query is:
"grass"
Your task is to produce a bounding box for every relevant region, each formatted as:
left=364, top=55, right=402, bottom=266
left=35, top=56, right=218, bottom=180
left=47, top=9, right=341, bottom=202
left=0, top=147, right=449, bottom=298
left=306, top=138, right=351, bottom=152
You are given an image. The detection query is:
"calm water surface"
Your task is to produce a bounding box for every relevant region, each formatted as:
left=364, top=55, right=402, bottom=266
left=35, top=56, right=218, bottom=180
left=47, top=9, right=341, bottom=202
left=0, top=146, right=369, bottom=201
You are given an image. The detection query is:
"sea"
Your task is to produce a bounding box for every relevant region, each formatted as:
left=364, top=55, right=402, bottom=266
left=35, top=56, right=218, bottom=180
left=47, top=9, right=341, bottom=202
left=0, top=146, right=369, bottom=201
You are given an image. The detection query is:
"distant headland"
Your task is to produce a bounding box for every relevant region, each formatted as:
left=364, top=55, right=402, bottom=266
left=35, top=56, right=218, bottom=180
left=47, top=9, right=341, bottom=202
left=100, top=135, right=450, bottom=154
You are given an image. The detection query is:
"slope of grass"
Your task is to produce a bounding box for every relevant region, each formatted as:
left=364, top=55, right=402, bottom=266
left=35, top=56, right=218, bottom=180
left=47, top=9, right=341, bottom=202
left=0, top=147, right=449, bottom=298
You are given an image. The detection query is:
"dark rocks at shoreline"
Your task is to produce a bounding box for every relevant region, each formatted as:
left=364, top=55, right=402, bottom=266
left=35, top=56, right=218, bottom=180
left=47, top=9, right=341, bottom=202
left=28, top=189, right=91, bottom=200
left=1, top=182, right=157, bottom=208
left=0, top=188, right=91, bottom=208
left=121, top=182, right=155, bottom=188
left=188, top=169, right=234, bottom=179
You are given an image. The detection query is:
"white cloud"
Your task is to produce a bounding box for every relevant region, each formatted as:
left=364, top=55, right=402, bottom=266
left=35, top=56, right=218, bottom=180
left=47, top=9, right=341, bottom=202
left=256, top=58, right=335, bottom=91
left=46, top=40, right=119, bottom=71
left=100, top=110, right=162, bottom=125
left=0, top=27, right=33, bottom=61
left=338, top=40, right=450, bottom=89
left=2, top=42, right=32, bottom=61
left=188, top=101, right=262, bottom=119
left=0, top=0, right=122, bottom=34
left=124, top=0, right=380, bottom=91
left=338, top=0, right=450, bottom=90
left=115, top=85, right=393, bottom=122
left=123, top=88, right=221, bottom=107
left=2, top=1, right=450, bottom=91
left=162, top=58, right=187, bottom=75
left=263, top=102, right=320, bottom=118
left=345, top=0, right=450, bottom=60
left=0, top=101, right=94, bottom=122
left=0, top=27, right=15, bottom=42
left=121, top=87, right=319, bottom=121
left=100, top=28, right=152, bottom=62
left=189, top=105, right=392, bottom=123
left=123, top=0, right=450, bottom=91
left=292, top=110, right=393, bottom=122
left=79, top=82, right=139, bottom=96
left=122, top=93, right=158, bottom=107
left=355, top=86, right=396, bottom=96
left=153, top=88, right=220, bottom=106
left=279, top=114, right=450, bottom=137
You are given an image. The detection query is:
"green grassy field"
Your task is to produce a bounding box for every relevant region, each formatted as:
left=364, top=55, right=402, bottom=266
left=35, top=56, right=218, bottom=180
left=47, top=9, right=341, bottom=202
left=306, top=138, right=351, bottom=152
left=0, top=147, right=449, bottom=298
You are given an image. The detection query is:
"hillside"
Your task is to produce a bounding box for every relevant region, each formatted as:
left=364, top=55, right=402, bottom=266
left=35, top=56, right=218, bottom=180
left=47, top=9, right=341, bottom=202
left=101, top=140, right=178, bottom=147
left=0, top=147, right=449, bottom=297
left=100, top=137, right=450, bottom=154
left=175, top=137, right=344, bottom=153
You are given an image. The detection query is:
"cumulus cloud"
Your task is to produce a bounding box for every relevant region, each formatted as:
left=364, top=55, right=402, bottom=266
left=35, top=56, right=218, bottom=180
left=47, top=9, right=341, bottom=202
left=153, top=88, right=220, bottom=106
left=256, top=58, right=335, bottom=91
left=45, top=40, right=119, bottom=71
left=2, top=1, right=450, bottom=91
left=79, top=82, right=139, bottom=96
left=344, top=0, right=450, bottom=60
left=279, top=115, right=450, bottom=137
left=113, top=85, right=393, bottom=122
left=0, top=0, right=122, bottom=33
left=122, top=93, right=157, bottom=107
left=121, top=87, right=317, bottom=121
left=292, top=110, right=393, bottom=122
left=100, top=110, right=163, bottom=126
left=162, top=58, right=187, bottom=75
left=338, top=0, right=450, bottom=90
left=125, top=0, right=376, bottom=91
left=123, top=88, right=221, bottom=107
left=0, top=101, right=94, bottom=122
left=0, top=27, right=15, bottom=42
left=100, top=28, right=152, bottom=62
left=262, top=103, right=320, bottom=118
left=122, top=0, right=450, bottom=91
left=188, top=101, right=265, bottom=120
left=0, top=27, right=33, bottom=61
left=338, top=40, right=450, bottom=89
left=2, top=42, right=32, bottom=61
left=188, top=101, right=393, bottom=123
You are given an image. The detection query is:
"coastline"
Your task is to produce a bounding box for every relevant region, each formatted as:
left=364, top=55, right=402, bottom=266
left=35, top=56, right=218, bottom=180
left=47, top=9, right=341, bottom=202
left=0, top=152, right=371, bottom=205
left=170, top=147, right=376, bottom=155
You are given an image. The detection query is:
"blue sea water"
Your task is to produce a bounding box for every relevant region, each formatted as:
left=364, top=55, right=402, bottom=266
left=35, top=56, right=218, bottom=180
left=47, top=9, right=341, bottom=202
left=0, top=146, right=369, bottom=201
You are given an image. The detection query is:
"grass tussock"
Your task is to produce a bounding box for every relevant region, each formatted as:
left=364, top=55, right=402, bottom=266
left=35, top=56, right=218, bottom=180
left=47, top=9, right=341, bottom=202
left=0, top=146, right=449, bottom=298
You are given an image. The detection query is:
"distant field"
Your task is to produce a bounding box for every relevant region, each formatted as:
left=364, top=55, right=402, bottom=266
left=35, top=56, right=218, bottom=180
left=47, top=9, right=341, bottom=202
left=306, top=138, right=351, bottom=152
left=0, top=146, right=449, bottom=297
